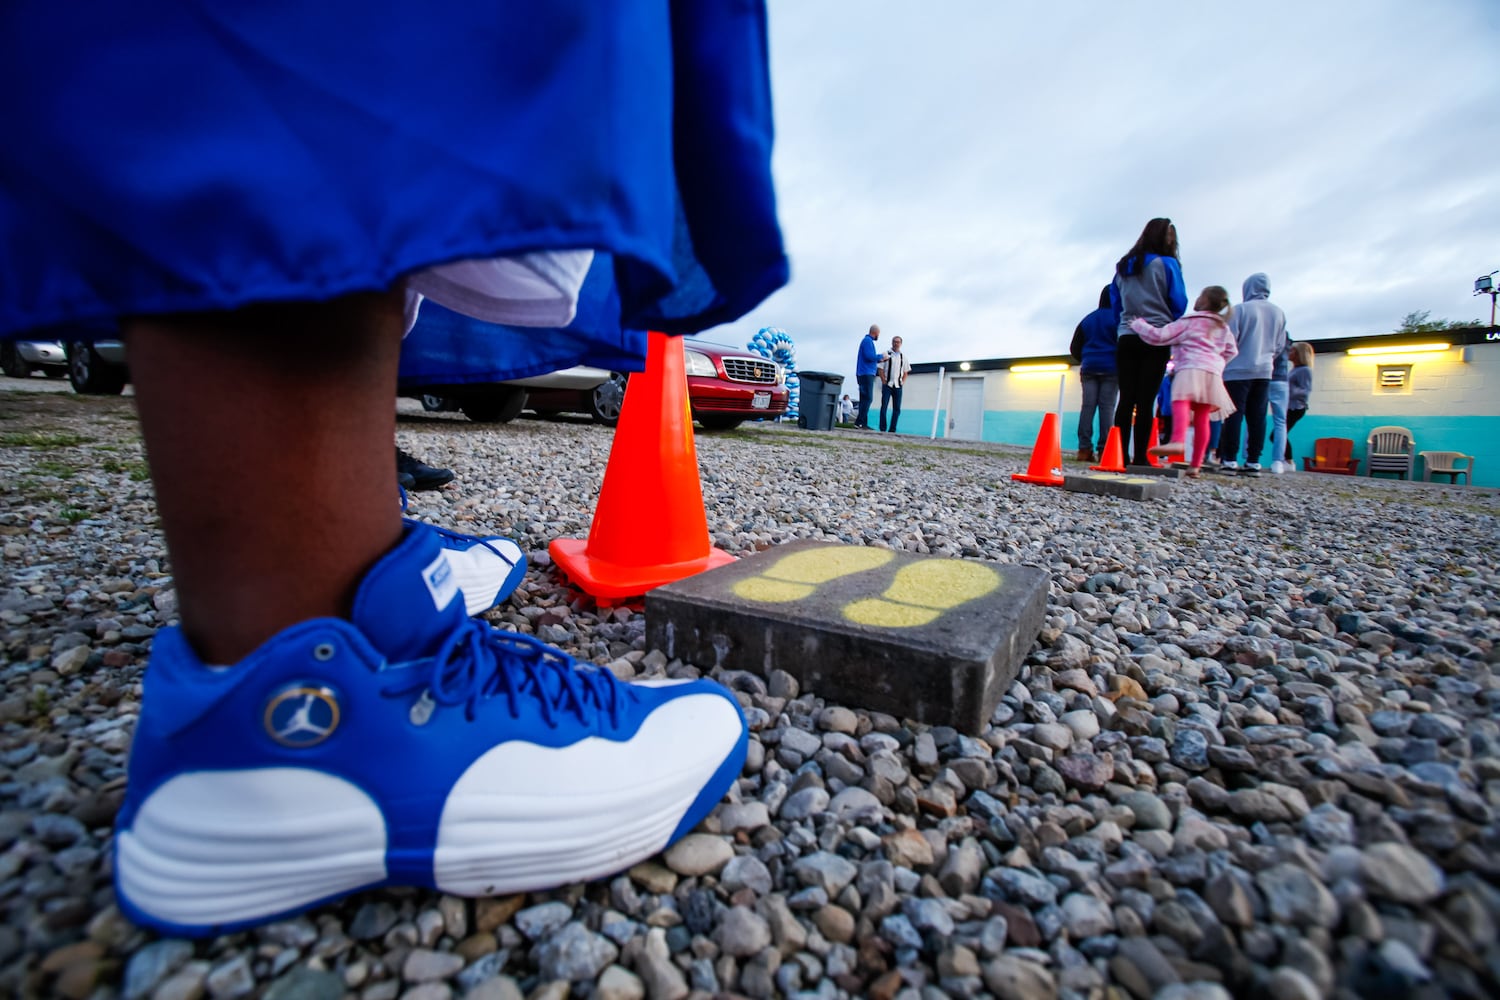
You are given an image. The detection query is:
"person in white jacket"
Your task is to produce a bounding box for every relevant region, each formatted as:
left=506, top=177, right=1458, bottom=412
left=878, top=335, right=913, bottom=433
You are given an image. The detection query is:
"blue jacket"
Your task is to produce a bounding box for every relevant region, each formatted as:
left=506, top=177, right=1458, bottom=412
left=1289, top=366, right=1312, bottom=410
left=1112, top=254, right=1187, bottom=336
left=1070, top=305, right=1120, bottom=375
left=856, top=334, right=881, bottom=376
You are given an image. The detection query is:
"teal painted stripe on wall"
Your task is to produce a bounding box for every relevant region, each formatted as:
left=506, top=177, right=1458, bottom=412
left=985, top=411, right=1051, bottom=448
left=883, top=409, right=1070, bottom=449
left=889, top=409, right=943, bottom=437
left=1288, top=414, right=1498, bottom=486
left=900, top=408, right=1497, bottom=486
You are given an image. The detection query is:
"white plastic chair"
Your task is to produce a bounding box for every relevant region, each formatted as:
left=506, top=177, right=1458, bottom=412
left=1419, top=450, right=1475, bottom=485
left=1366, top=426, right=1415, bottom=480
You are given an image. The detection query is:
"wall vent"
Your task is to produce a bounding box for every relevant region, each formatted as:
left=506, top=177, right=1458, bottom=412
left=1375, top=364, right=1412, bottom=394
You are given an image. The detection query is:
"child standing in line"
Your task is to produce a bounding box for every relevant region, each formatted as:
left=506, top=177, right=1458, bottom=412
left=1285, top=342, right=1316, bottom=465
left=1129, top=286, right=1239, bottom=476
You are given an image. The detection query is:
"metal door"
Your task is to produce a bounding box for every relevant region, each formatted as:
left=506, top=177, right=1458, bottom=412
left=948, top=377, right=985, bottom=440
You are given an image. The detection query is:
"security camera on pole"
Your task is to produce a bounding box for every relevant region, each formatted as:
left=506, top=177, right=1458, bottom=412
left=1477, top=270, right=1499, bottom=327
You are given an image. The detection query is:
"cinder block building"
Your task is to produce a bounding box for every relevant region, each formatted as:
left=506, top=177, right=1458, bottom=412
left=899, top=327, right=1500, bottom=486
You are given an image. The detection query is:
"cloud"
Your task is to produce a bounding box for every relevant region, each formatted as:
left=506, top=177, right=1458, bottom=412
left=724, top=0, right=1500, bottom=381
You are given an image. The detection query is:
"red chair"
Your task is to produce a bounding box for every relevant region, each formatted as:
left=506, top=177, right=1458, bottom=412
left=1302, top=437, right=1359, bottom=475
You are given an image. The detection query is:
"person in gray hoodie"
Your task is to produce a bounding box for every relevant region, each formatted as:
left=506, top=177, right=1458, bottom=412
left=1215, top=273, right=1287, bottom=477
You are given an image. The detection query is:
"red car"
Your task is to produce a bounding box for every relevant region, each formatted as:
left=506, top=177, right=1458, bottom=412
left=411, top=339, right=787, bottom=430
left=683, top=340, right=789, bottom=430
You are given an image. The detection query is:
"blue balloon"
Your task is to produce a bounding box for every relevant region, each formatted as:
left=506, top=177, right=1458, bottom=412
left=747, top=326, right=799, bottom=419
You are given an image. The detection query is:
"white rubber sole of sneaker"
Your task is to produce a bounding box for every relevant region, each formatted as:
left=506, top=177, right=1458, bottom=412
left=116, top=693, right=741, bottom=930
left=115, top=768, right=389, bottom=930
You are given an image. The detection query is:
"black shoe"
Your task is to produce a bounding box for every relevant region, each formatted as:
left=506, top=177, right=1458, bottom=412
left=398, top=470, right=417, bottom=491
left=396, top=448, right=455, bottom=491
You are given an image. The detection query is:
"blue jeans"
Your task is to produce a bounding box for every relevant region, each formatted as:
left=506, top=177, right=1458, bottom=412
left=1077, top=373, right=1119, bottom=452
left=855, top=374, right=875, bottom=427
left=1220, top=379, right=1269, bottom=464
left=879, top=383, right=903, bottom=432
left=1267, top=380, right=1289, bottom=467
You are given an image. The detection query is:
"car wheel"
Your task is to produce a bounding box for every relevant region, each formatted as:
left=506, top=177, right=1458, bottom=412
left=589, top=372, right=628, bottom=426
left=697, top=414, right=744, bottom=431
left=459, top=387, right=527, bottom=423
left=67, top=342, right=127, bottom=394
left=0, top=344, right=29, bottom=378
left=420, top=394, right=454, bottom=412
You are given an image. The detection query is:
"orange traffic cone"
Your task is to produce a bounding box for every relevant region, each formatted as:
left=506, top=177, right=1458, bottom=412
left=1089, top=426, right=1126, bottom=473
left=1012, top=412, right=1064, bottom=486
left=1146, top=419, right=1164, bottom=467
left=550, top=331, right=735, bottom=603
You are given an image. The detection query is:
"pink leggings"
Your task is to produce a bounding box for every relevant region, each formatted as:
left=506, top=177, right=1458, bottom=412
left=1172, top=399, right=1214, bottom=468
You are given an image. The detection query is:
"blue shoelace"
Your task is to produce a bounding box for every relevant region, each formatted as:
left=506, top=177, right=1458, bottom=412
left=405, top=519, right=517, bottom=565
left=381, top=618, right=630, bottom=728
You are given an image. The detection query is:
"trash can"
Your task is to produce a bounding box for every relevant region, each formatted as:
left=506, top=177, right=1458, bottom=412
left=796, top=371, right=843, bottom=431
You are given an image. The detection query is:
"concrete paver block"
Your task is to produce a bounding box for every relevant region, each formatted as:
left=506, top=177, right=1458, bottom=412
left=1124, top=464, right=1186, bottom=479
left=645, top=540, right=1048, bottom=733
left=1064, top=472, right=1173, bottom=501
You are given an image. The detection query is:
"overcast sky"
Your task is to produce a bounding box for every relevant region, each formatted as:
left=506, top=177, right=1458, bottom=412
left=714, top=0, right=1500, bottom=384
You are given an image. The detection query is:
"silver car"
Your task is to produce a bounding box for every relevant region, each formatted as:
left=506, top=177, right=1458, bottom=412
left=1, top=339, right=69, bottom=379
left=63, top=338, right=129, bottom=394
left=412, top=365, right=628, bottom=426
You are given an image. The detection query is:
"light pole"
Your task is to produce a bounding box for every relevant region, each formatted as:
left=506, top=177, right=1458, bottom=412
left=1478, top=271, right=1499, bottom=327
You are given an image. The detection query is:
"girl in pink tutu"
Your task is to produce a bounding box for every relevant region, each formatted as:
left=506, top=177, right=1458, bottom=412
left=1129, top=286, right=1239, bottom=476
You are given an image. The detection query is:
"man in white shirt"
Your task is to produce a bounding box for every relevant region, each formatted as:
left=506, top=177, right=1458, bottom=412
left=878, top=335, right=912, bottom=433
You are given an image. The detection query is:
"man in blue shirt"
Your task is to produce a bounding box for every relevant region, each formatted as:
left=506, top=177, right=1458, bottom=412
left=855, top=324, right=882, bottom=429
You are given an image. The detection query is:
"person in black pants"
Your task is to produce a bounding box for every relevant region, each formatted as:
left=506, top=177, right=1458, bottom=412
left=1218, top=379, right=1269, bottom=470
left=1115, top=336, right=1171, bottom=463
left=1110, top=218, right=1187, bottom=465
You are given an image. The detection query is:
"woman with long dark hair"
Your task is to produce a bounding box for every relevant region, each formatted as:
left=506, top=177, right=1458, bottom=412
left=1110, top=218, right=1187, bottom=464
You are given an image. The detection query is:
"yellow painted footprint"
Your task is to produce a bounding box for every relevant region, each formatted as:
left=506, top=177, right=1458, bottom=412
left=732, top=547, right=895, bottom=603
left=843, top=559, right=1000, bottom=628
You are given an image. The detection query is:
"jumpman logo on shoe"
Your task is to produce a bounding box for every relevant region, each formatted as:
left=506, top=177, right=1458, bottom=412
left=264, top=686, right=341, bottom=748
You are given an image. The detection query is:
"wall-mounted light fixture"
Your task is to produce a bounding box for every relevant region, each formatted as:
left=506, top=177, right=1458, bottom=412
left=958, top=361, right=972, bottom=371
left=1347, top=342, right=1450, bottom=358
left=1010, top=362, right=1070, bottom=373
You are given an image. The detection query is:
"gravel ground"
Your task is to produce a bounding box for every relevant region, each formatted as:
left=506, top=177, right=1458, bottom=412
left=2, top=383, right=1498, bottom=1000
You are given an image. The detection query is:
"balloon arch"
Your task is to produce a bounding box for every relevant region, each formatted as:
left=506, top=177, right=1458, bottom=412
left=746, top=326, right=798, bottom=419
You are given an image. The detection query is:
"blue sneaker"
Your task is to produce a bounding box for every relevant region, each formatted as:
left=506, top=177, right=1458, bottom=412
left=414, top=520, right=527, bottom=616
left=113, top=523, right=748, bottom=937
left=398, top=487, right=525, bottom=615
